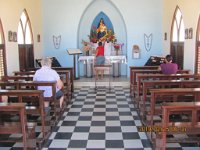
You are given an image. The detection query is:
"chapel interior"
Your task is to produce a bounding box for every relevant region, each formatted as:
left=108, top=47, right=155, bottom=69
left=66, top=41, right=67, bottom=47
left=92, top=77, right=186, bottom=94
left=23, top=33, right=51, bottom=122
left=0, top=0, right=200, bottom=149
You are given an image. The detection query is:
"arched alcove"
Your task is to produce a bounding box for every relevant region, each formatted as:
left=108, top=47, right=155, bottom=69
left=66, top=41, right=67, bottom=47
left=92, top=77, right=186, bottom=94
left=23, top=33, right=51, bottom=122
left=78, top=0, right=127, bottom=76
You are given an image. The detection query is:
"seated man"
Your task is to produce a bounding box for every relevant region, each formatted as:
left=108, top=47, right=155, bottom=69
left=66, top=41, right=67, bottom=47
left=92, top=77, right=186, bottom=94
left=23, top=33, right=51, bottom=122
left=33, top=57, right=64, bottom=108
left=159, top=54, right=178, bottom=74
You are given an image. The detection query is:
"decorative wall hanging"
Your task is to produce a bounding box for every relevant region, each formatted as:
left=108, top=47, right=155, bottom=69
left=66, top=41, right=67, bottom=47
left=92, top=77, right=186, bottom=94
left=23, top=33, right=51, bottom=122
left=144, top=33, right=153, bottom=52
left=164, top=32, right=167, bottom=40
left=132, top=45, right=140, bottom=59
left=8, top=31, right=13, bottom=42
left=53, top=35, right=61, bottom=49
left=37, top=34, right=40, bottom=42
left=185, top=29, right=188, bottom=39
left=13, top=32, right=17, bottom=42
left=188, top=28, right=193, bottom=39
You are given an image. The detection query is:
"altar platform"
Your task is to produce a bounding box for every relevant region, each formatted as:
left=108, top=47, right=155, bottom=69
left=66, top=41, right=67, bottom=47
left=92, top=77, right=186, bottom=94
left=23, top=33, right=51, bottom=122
left=74, top=75, right=129, bottom=87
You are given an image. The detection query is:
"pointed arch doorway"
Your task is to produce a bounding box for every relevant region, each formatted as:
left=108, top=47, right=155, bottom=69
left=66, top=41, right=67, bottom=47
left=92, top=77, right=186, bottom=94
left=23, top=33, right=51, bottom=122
left=18, top=9, right=34, bottom=71
left=170, top=7, right=185, bottom=69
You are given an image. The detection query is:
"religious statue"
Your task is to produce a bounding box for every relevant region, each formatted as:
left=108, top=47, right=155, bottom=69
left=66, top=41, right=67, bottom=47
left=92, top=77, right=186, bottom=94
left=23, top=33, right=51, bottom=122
left=96, top=18, right=108, bottom=42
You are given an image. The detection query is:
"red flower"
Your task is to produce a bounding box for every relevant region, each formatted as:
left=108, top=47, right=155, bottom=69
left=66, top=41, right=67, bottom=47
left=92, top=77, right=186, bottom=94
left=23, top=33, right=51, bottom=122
left=114, top=44, right=120, bottom=50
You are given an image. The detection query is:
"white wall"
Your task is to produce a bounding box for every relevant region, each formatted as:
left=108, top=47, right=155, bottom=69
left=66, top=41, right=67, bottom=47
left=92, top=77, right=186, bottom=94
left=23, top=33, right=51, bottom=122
left=42, top=0, right=163, bottom=77
left=0, top=0, right=43, bottom=75
left=163, top=0, right=200, bottom=73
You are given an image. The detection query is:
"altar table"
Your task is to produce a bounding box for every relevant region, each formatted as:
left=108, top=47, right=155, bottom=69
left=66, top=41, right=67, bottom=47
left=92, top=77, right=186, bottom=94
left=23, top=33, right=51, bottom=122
left=78, top=55, right=127, bottom=64
left=78, top=55, right=127, bottom=77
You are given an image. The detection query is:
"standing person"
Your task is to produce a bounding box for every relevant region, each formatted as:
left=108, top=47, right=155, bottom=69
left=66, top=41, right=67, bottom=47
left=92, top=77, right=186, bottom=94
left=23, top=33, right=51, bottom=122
left=159, top=54, right=178, bottom=74
left=96, top=18, right=107, bottom=42
left=33, top=57, right=64, bottom=108
left=95, top=42, right=105, bottom=79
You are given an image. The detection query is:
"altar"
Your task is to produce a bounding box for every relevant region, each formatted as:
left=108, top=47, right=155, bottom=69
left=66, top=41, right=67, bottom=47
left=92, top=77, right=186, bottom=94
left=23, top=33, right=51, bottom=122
left=78, top=15, right=127, bottom=77
left=78, top=55, right=127, bottom=77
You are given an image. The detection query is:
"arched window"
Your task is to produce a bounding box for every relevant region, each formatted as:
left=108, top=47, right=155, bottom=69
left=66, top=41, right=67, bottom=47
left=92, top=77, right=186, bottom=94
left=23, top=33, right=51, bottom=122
left=17, top=9, right=34, bottom=71
left=171, top=6, right=185, bottom=69
left=195, top=15, right=200, bottom=73
left=0, top=19, right=7, bottom=79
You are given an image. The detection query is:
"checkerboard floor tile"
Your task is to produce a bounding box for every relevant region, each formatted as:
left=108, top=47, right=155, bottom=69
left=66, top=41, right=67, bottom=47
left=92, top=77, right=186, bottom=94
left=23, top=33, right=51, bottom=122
left=1, top=86, right=200, bottom=150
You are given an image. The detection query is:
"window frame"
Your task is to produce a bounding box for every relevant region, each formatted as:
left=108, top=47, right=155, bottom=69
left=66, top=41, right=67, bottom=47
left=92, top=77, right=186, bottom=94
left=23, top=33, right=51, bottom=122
left=0, top=19, right=7, bottom=78
left=195, top=15, right=200, bottom=74
left=18, top=9, right=34, bottom=44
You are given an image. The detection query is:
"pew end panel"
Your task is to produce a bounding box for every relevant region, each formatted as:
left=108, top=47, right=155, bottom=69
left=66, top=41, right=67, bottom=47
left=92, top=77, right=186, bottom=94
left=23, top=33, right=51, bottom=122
left=154, top=102, right=200, bottom=150
left=0, top=103, right=36, bottom=150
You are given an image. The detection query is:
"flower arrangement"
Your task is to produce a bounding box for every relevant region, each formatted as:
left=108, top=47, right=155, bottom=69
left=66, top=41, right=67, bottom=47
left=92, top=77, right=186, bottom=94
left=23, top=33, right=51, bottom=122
left=81, top=40, right=93, bottom=56
left=114, top=44, right=120, bottom=51
left=113, top=43, right=124, bottom=51
left=82, top=40, right=92, bottom=52
left=106, top=29, right=117, bottom=43
left=88, top=26, right=98, bottom=43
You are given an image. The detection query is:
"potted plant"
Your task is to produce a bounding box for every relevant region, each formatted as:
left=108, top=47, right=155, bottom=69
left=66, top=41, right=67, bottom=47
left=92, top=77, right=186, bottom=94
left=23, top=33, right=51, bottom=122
left=113, top=44, right=121, bottom=55
left=82, top=40, right=91, bottom=56
left=88, top=26, right=98, bottom=43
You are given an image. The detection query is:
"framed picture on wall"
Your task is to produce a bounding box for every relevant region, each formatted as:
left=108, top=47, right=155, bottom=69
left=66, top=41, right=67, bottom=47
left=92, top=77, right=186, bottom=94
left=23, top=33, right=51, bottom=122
left=8, top=31, right=13, bottom=42
left=13, top=32, right=17, bottom=42
left=185, top=29, right=188, bottom=39
left=164, top=32, right=167, bottom=40
left=132, top=45, right=140, bottom=59
left=188, top=28, right=193, bottom=39
left=37, top=34, right=40, bottom=42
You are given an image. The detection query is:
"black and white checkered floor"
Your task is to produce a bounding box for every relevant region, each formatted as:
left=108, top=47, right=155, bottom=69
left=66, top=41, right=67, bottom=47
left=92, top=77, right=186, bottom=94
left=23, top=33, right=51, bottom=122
left=0, top=86, right=200, bottom=150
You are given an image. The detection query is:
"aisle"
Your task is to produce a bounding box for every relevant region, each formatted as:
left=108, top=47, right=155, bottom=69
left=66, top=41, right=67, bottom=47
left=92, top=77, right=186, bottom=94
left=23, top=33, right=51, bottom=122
left=43, top=86, right=152, bottom=149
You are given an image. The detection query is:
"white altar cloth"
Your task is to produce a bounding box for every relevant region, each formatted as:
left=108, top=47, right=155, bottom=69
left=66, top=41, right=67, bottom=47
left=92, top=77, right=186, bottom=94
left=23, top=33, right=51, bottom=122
left=78, top=55, right=127, bottom=64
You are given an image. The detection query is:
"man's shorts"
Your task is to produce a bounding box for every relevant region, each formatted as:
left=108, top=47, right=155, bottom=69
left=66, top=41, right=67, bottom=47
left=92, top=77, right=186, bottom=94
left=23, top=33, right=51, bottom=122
left=56, top=90, right=64, bottom=99
left=96, top=56, right=105, bottom=65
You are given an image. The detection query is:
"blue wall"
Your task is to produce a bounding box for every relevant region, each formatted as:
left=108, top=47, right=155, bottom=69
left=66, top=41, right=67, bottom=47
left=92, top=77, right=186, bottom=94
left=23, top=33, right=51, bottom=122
left=42, top=0, right=163, bottom=77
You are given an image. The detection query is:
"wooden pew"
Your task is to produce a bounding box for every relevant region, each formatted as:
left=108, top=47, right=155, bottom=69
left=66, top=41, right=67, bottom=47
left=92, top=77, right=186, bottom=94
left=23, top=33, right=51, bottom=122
left=25, top=67, right=74, bottom=92
left=0, top=90, right=50, bottom=148
left=19, top=81, right=66, bottom=123
left=129, top=66, right=159, bottom=85
left=155, top=102, right=200, bottom=150
left=129, top=66, right=159, bottom=95
left=0, top=81, right=63, bottom=125
left=130, top=69, right=190, bottom=97
left=13, top=71, right=36, bottom=75
left=135, top=73, right=200, bottom=100
left=139, top=80, right=200, bottom=122
left=13, top=70, right=72, bottom=100
left=56, top=70, right=72, bottom=100
left=0, top=103, right=36, bottom=150
left=2, top=75, right=33, bottom=81
left=2, top=74, right=70, bottom=106
left=149, top=88, right=200, bottom=125
left=13, top=70, right=70, bottom=87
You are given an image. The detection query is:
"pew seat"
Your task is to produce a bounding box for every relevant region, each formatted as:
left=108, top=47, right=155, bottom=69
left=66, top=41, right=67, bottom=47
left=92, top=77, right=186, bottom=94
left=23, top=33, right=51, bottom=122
left=0, top=103, right=36, bottom=150
left=0, top=90, right=50, bottom=149
left=154, top=102, right=200, bottom=150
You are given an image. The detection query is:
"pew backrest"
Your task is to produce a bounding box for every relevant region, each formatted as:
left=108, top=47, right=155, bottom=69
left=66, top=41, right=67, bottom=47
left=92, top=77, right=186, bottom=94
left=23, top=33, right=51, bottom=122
left=136, top=74, right=200, bottom=98
left=0, top=103, right=29, bottom=150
